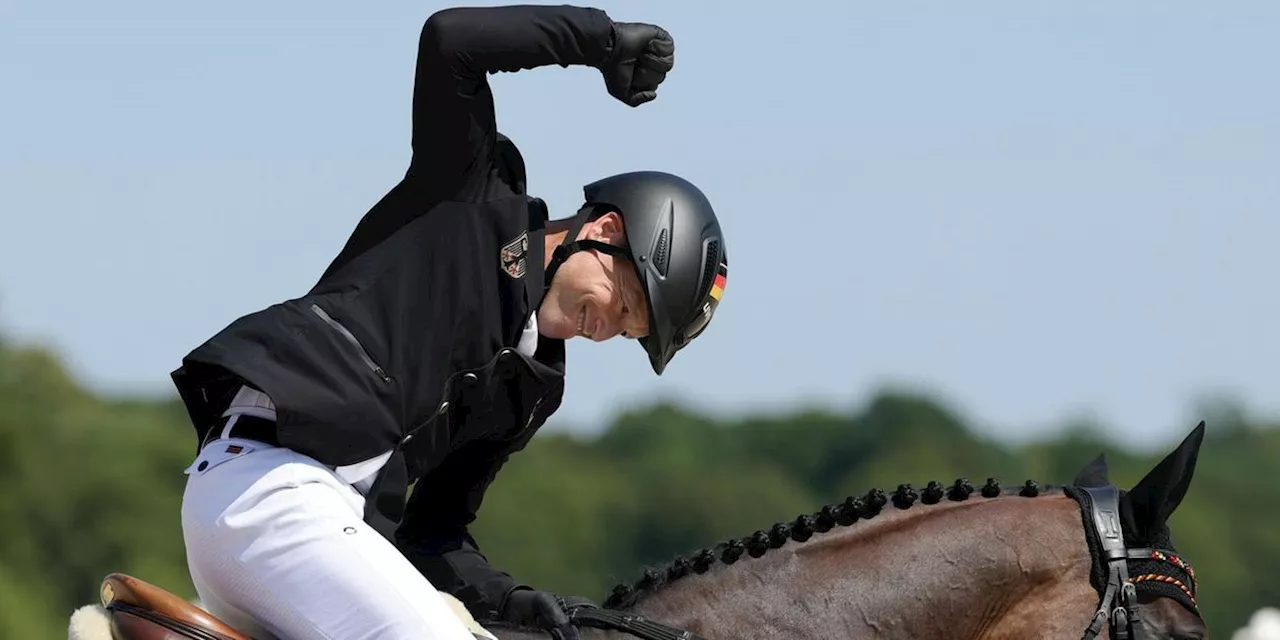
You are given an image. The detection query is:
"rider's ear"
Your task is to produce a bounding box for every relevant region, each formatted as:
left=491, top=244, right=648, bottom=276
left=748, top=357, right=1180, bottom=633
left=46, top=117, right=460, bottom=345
left=589, top=211, right=626, bottom=244
left=1126, top=422, right=1206, bottom=528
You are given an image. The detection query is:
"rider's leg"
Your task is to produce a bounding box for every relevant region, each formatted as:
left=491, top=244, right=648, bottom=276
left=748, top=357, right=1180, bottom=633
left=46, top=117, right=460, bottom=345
left=181, top=437, right=478, bottom=640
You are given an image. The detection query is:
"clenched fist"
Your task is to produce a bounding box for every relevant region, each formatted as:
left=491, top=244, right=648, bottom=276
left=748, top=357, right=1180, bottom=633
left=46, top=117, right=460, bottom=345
left=600, top=22, right=675, bottom=107
left=500, top=588, right=579, bottom=639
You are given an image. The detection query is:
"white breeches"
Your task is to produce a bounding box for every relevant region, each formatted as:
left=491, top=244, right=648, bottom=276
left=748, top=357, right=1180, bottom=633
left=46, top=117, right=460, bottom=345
left=180, top=435, right=478, bottom=640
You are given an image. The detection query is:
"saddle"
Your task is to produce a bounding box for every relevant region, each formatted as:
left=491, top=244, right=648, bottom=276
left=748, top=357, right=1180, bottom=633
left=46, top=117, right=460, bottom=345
left=93, top=573, right=700, bottom=640
left=97, top=573, right=497, bottom=640
left=99, top=573, right=248, bottom=640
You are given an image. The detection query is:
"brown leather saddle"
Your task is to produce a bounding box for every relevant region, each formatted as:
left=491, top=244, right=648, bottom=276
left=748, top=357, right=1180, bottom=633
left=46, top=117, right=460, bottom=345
left=99, top=573, right=249, bottom=640
left=98, top=572, right=499, bottom=640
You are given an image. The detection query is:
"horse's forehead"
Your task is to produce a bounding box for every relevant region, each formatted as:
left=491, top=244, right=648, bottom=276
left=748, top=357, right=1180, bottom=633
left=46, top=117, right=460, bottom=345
left=1138, top=595, right=1207, bottom=635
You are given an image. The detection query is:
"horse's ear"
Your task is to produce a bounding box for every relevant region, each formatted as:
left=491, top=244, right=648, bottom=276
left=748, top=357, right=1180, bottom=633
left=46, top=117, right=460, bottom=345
left=1127, top=422, right=1206, bottom=528
left=1073, top=454, right=1111, bottom=487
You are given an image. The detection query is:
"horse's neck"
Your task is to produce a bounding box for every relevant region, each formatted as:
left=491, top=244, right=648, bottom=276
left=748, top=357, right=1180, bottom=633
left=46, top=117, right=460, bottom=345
left=617, top=494, right=1099, bottom=640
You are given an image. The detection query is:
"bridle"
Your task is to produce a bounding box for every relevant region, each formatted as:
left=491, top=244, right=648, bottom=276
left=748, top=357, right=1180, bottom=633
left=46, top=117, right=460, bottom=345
left=1074, top=484, right=1200, bottom=640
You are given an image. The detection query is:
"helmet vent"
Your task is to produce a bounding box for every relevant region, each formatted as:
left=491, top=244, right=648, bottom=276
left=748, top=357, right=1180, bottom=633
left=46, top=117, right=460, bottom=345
left=697, top=239, right=721, bottom=301
left=652, top=228, right=670, bottom=277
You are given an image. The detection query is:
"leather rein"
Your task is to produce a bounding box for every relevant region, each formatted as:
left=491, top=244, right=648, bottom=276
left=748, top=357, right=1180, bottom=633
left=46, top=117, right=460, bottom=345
left=551, top=596, right=707, bottom=640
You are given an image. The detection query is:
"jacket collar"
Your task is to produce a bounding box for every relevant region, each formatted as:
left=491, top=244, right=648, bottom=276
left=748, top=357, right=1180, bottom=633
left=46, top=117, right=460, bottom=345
left=523, top=197, right=565, bottom=374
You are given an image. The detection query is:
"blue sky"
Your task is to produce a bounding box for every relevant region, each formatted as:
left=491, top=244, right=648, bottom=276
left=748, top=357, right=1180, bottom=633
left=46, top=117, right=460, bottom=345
left=2, top=0, right=1277, bottom=450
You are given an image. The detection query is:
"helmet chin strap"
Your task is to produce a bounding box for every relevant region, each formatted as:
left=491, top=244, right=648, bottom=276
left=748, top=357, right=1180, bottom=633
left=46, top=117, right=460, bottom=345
left=544, top=203, right=633, bottom=288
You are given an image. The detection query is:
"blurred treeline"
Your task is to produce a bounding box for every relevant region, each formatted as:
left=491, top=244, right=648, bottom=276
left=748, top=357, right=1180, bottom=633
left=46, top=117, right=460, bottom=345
left=2, top=337, right=1278, bottom=639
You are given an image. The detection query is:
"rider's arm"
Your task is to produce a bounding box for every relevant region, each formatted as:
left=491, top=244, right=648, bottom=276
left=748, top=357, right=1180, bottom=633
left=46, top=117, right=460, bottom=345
left=319, top=6, right=616, bottom=280
left=410, top=4, right=617, bottom=199
left=394, top=435, right=533, bottom=619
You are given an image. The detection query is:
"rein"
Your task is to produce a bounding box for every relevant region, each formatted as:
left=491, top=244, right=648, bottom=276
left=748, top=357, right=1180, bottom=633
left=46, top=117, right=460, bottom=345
left=1072, top=484, right=1200, bottom=640
left=549, top=596, right=707, bottom=640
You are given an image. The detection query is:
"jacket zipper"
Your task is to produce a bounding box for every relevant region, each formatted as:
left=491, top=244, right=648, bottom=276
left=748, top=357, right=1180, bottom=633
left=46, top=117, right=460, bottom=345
left=309, top=303, right=391, bottom=383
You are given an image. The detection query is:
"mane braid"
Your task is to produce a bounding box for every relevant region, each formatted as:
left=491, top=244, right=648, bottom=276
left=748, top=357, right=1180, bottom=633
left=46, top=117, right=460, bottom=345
left=603, top=476, right=1062, bottom=609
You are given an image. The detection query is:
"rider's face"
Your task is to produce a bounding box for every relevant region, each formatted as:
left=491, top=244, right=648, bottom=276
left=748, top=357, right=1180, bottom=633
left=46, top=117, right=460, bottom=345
left=538, top=212, right=650, bottom=342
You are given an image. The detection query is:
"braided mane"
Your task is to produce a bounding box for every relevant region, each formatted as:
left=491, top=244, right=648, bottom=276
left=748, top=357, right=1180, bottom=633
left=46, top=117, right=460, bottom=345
left=603, top=476, right=1062, bottom=609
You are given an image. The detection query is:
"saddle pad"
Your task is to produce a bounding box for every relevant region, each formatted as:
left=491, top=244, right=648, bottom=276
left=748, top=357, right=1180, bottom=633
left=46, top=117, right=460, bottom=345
left=440, top=591, right=500, bottom=640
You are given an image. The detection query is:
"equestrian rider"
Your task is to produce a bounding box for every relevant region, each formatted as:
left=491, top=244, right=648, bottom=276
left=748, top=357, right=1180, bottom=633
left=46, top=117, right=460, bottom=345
left=169, top=5, right=729, bottom=639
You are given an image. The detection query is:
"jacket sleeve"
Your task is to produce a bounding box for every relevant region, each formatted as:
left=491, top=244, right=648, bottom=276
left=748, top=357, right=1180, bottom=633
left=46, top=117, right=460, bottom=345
left=410, top=5, right=617, bottom=199
left=316, top=5, right=616, bottom=283
left=394, top=434, right=535, bottom=619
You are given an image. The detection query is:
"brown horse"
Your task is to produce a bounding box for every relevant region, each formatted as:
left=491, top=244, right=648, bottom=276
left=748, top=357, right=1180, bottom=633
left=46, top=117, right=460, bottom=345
left=83, top=424, right=1209, bottom=640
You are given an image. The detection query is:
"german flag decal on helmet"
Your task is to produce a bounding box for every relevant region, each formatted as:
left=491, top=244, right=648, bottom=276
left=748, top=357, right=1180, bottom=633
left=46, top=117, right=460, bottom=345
left=683, top=258, right=725, bottom=343
left=709, top=262, right=726, bottom=301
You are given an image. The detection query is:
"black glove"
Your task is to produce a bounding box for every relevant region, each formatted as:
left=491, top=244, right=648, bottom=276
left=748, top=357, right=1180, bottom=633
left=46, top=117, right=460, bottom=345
left=501, top=588, right=579, bottom=639
left=601, top=21, right=675, bottom=107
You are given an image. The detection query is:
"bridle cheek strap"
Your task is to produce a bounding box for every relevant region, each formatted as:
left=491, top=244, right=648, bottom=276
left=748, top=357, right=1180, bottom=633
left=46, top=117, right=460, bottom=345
left=1078, top=484, right=1153, bottom=640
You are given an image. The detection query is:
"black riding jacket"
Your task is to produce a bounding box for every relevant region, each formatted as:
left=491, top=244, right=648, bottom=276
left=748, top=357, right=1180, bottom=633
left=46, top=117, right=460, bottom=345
left=170, top=4, right=618, bottom=619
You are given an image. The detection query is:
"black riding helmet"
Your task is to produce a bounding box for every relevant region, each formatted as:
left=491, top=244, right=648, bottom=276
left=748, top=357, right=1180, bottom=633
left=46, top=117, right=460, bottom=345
left=544, top=171, right=727, bottom=375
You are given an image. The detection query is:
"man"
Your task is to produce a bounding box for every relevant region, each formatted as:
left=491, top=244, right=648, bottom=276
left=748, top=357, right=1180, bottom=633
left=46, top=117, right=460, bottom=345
left=172, top=4, right=729, bottom=640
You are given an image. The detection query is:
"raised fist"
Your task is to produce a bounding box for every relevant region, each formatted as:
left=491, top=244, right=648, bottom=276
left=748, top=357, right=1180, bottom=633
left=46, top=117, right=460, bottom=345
left=600, top=22, right=675, bottom=107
